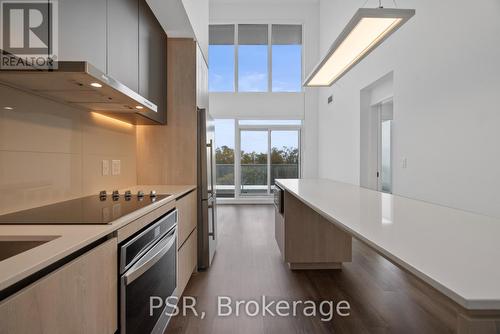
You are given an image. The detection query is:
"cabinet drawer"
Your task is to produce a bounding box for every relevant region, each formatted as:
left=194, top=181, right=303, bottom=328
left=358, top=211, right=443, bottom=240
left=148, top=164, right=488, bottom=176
left=0, top=238, right=118, bottom=334
left=176, top=190, right=197, bottom=248
left=177, top=229, right=197, bottom=297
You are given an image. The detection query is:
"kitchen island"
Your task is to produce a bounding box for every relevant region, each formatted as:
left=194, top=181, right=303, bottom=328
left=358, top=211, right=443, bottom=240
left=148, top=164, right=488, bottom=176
left=275, top=179, right=500, bottom=314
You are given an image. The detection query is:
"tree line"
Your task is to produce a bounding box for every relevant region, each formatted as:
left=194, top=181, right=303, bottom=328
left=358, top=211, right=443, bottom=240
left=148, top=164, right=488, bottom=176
left=215, top=145, right=299, bottom=164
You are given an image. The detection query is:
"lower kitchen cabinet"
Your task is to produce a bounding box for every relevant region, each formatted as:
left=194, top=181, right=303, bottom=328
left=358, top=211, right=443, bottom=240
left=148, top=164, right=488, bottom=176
left=176, top=190, right=198, bottom=297
left=0, top=238, right=118, bottom=334
left=177, top=229, right=197, bottom=297
left=176, top=190, right=197, bottom=248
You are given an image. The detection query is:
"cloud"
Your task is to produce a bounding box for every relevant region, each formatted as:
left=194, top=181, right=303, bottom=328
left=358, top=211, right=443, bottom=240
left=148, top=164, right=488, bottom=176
left=239, top=72, right=267, bottom=92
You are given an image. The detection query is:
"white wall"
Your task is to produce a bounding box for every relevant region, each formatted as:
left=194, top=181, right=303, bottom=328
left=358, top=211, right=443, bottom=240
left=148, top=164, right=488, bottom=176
left=147, top=0, right=209, bottom=60
left=209, top=0, right=320, bottom=177
left=182, top=0, right=209, bottom=59
left=317, top=0, right=500, bottom=217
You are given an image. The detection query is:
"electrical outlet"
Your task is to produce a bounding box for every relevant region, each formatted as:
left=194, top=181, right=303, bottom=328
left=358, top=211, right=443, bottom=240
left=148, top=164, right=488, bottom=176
left=102, top=160, right=110, bottom=176
left=112, top=160, right=121, bottom=176
left=402, top=157, right=408, bottom=169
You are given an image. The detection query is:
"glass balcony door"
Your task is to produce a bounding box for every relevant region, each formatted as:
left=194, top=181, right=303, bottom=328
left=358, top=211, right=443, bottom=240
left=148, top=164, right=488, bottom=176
left=238, top=127, right=300, bottom=197
left=239, top=130, right=269, bottom=196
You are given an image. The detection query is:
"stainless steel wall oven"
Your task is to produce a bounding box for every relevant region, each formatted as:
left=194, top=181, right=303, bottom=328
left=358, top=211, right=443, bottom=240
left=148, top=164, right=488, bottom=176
left=119, top=209, right=178, bottom=334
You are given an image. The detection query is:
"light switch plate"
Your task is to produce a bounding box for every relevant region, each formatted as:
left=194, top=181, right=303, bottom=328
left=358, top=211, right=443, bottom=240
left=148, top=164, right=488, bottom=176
left=102, top=160, right=110, bottom=176
left=402, top=157, right=408, bottom=169
left=112, top=160, right=121, bottom=176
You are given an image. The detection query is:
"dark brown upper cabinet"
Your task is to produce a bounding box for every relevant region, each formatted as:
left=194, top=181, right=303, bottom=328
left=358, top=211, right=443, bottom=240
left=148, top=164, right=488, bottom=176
left=58, top=0, right=107, bottom=71
left=139, top=0, right=167, bottom=124
left=107, top=0, right=139, bottom=92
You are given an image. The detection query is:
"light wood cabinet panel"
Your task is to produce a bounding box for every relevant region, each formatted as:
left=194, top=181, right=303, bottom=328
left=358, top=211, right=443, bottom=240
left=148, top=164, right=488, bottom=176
left=282, top=191, right=352, bottom=270
left=177, top=190, right=197, bottom=249
left=0, top=238, right=118, bottom=334
left=136, top=38, right=197, bottom=185
left=177, top=228, right=197, bottom=297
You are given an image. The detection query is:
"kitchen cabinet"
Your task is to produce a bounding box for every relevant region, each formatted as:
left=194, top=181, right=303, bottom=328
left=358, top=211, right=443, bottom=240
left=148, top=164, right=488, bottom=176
left=136, top=38, right=198, bottom=183
left=177, top=228, right=197, bottom=297
left=176, top=190, right=197, bottom=248
left=276, top=190, right=352, bottom=270
left=57, top=0, right=107, bottom=71
left=0, top=238, right=118, bottom=334
left=176, top=189, right=197, bottom=297
left=139, top=0, right=167, bottom=124
left=107, top=0, right=139, bottom=92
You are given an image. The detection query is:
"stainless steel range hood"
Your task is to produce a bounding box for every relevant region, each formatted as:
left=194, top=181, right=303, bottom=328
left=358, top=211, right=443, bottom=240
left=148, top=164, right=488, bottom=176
left=0, top=61, right=161, bottom=124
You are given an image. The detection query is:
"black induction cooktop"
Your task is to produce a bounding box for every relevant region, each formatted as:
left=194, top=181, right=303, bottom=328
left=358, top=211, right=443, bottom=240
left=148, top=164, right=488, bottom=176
left=0, top=194, right=168, bottom=225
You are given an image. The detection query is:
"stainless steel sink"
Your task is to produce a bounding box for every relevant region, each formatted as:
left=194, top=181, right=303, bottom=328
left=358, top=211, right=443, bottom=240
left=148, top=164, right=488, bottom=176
left=0, top=236, right=59, bottom=261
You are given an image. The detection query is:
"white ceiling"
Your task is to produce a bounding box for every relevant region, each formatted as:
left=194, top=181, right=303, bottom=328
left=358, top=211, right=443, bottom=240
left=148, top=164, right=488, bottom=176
left=210, top=0, right=318, bottom=4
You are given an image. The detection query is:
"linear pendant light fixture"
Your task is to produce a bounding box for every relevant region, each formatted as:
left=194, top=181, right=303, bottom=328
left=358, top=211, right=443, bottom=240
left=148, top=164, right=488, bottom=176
left=304, top=7, right=415, bottom=87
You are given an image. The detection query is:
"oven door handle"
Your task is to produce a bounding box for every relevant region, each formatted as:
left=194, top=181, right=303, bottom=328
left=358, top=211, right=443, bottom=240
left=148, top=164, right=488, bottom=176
left=124, top=227, right=177, bottom=285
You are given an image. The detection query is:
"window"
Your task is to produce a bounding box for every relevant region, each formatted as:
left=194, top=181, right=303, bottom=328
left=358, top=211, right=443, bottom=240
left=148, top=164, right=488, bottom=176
left=214, top=119, right=301, bottom=199
left=209, top=24, right=302, bottom=93
left=215, top=119, right=236, bottom=198
left=238, top=24, right=268, bottom=92
left=272, top=25, right=302, bottom=92
left=209, top=25, right=235, bottom=92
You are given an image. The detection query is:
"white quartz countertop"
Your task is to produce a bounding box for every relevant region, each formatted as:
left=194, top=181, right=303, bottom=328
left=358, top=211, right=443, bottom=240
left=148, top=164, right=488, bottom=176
left=0, top=184, right=196, bottom=292
left=275, top=178, right=500, bottom=310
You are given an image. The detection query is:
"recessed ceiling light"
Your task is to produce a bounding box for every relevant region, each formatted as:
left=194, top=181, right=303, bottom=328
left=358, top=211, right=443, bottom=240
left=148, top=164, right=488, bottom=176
left=90, top=82, right=102, bottom=88
left=135, top=105, right=144, bottom=110
left=3, top=106, right=15, bottom=110
left=304, top=8, right=415, bottom=87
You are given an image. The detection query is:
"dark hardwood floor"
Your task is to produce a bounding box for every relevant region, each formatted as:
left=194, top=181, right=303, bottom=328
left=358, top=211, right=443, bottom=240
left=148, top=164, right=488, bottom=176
left=166, top=205, right=498, bottom=334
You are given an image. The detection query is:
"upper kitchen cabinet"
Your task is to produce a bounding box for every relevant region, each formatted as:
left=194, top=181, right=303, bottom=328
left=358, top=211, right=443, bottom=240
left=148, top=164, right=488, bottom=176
left=139, top=0, right=167, bottom=124
left=57, top=0, right=107, bottom=71
left=107, top=0, right=139, bottom=92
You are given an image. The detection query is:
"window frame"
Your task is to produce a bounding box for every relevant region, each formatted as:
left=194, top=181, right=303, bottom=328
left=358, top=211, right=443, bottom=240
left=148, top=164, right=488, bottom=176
left=209, top=22, right=305, bottom=93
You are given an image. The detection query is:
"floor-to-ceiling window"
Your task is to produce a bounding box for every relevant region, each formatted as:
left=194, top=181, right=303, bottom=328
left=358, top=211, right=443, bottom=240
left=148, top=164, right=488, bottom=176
left=210, top=23, right=303, bottom=200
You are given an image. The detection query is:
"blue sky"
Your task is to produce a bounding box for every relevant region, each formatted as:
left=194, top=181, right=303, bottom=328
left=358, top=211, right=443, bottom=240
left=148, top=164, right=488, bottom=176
left=210, top=44, right=302, bottom=152
left=209, top=45, right=302, bottom=92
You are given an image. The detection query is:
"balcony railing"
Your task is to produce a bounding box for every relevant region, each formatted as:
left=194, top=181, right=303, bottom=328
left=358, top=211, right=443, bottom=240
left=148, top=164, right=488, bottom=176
left=215, top=163, right=299, bottom=197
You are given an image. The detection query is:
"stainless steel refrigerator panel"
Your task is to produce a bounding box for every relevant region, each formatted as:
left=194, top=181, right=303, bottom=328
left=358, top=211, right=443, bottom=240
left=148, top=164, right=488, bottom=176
left=197, top=108, right=218, bottom=270
left=198, top=108, right=209, bottom=201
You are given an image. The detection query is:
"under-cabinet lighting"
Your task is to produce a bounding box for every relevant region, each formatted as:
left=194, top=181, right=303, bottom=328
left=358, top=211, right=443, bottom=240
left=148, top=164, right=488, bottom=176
left=135, top=105, right=144, bottom=110
left=3, top=106, right=15, bottom=110
left=91, top=112, right=133, bottom=128
left=304, top=8, right=415, bottom=87
left=90, top=82, right=102, bottom=88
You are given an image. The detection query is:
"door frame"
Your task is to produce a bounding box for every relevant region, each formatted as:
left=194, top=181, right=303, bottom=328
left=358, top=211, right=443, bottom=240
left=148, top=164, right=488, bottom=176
left=374, top=98, right=394, bottom=193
